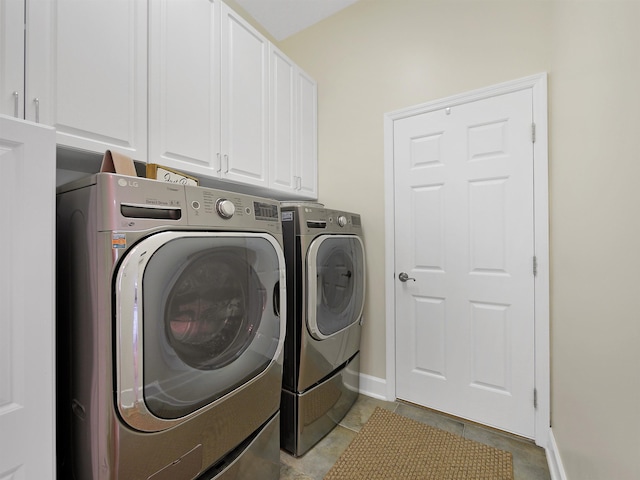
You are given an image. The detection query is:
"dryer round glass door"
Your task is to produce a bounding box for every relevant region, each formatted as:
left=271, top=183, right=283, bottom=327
left=306, top=235, right=366, bottom=340
left=114, top=231, right=286, bottom=431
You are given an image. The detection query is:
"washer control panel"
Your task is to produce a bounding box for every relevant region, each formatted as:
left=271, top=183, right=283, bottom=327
left=184, top=184, right=281, bottom=232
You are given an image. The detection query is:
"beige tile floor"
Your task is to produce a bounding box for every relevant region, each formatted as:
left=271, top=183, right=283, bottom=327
left=279, top=395, right=551, bottom=480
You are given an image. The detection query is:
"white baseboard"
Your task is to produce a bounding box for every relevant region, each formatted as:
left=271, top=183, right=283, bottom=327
left=546, top=428, right=568, bottom=480
left=358, top=373, right=388, bottom=400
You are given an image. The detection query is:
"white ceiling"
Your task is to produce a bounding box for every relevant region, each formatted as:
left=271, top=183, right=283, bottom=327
left=234, top=0, right=358, bottom=41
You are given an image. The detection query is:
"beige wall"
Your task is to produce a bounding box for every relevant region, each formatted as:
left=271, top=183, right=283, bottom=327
left=281, top=0, right=552, bottom=382
left=548, top=2, right=640, bottom=479
left=277, top=0, right=640, bottom=479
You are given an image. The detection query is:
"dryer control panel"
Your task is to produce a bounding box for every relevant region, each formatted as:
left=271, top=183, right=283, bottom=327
left=282, top=203, right=362, bottom=236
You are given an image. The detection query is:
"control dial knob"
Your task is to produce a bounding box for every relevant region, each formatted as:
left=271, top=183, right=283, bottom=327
left=215, top=198, right=236, bottom=219
left=337, top=215, right=348, bottom=227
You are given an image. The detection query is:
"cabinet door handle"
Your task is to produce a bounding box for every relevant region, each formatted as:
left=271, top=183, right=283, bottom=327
left=297, top=176, right=302, bottom=190
left=33, top=98, right=40, bottom=123
left=224, top=154, right=229, bottom=173
left=12, top=91, right=19, bottom=117
left=216, top=153, right=222, bottom=173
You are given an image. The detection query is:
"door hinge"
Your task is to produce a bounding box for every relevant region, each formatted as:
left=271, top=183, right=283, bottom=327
left=533, top=256, right=538, bottom=276
left=531, top=123, right=536, bottom=143
left=534, top=388, right=538, bottom=409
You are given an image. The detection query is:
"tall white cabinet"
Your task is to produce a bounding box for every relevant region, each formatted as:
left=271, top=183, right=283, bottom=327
left=2, top=0, right=148, bottom=160
left=0, top=115, right=56, bottom=480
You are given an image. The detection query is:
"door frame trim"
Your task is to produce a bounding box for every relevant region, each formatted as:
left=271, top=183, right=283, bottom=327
left=383, top=73, right=549, bottom=447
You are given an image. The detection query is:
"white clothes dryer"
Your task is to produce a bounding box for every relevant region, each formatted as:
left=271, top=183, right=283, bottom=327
left=56, top=173, right=286, bottom=479
left=280, top=203, right=365, bottom=456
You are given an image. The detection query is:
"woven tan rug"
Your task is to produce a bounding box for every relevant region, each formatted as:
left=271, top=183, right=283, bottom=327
left=324, top=408, right=513, bottom=480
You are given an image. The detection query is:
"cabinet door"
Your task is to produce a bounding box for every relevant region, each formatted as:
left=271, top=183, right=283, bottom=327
left=148, top=0, right=221, bottom=176
left=269, top=45, right=297, bottom=193
left=297, top=69, right=318, bottom=198
left=0, top=116, right=56, bottom=480
left=0, top=0, right=25, bottom=118
left=220, top=3, right=269, bottom=188
left=27, top=0, right=147, bottom=160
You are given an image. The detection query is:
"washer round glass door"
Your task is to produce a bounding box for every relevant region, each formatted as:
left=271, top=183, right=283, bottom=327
left=307, top=235, right=365, bottom=340
left=114, top=231, right=285, bottom=432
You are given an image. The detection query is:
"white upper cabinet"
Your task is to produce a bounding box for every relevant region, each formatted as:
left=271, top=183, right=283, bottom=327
left=149, top=0, right=269, bottom=189
left=148, top=0, right=221, bottom=175
left=2, top=0, right=316, bottom=196
left=219, top=2, right=269, bottom=188
left=269, top=47, right=297, bottom=193
left=296, top=68, right=318, bottom=198
left=269, top=45, right=318, bottom=198
left=0, top=0, right=25, bottom=118
left=27, top=0, right=148, bottom=160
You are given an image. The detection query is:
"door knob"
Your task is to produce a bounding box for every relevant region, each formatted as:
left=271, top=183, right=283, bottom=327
left=398, top=272, right=415, bottom=282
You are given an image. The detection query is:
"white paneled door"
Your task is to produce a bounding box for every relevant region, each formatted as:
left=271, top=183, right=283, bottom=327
left=394, top=89, right=536, bottom=438
left=0, top=116, right=56, bottom=478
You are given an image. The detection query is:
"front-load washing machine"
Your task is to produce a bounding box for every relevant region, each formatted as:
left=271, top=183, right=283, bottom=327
left=56, top=173, right=286, bottom=479
left=280, top=203, right=365, bottom=457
